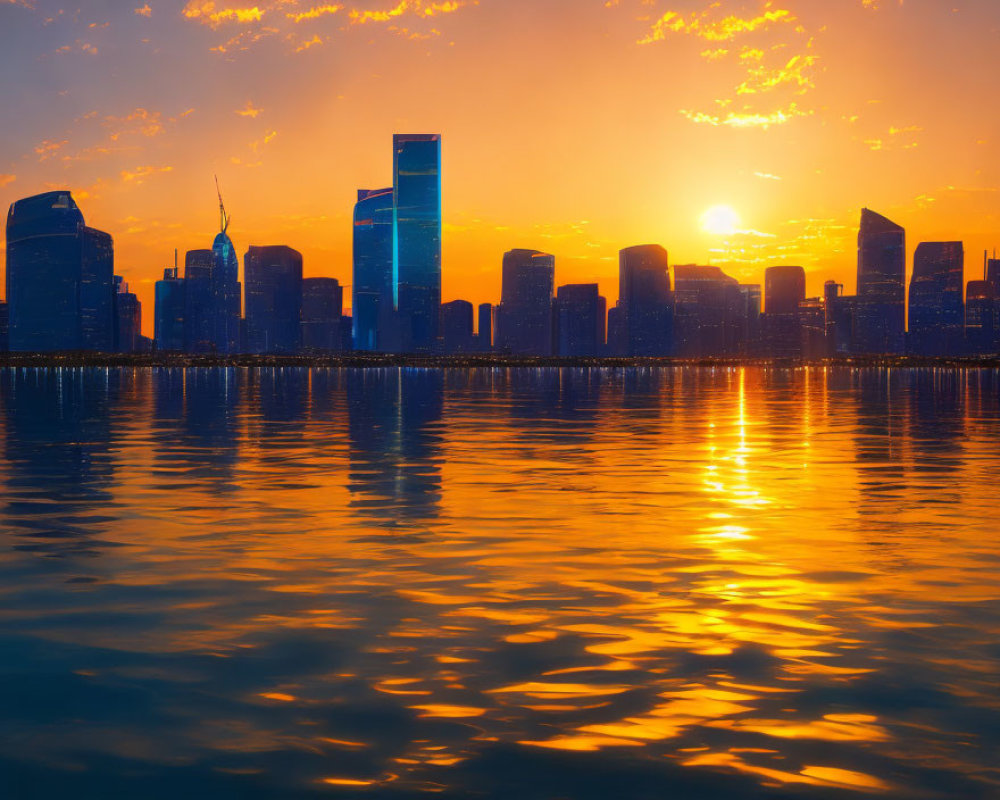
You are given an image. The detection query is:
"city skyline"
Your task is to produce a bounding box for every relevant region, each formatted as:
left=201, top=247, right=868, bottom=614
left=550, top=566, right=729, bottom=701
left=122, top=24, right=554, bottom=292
left=2, top=1, right=999, bottom=335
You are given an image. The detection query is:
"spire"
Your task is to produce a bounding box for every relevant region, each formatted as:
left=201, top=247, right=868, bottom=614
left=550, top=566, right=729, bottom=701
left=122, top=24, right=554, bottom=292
left=215, top=174, right=230, bottom=234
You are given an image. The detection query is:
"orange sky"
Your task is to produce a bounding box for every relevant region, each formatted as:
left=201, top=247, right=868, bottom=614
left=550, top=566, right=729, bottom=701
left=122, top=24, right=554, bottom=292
left=2, top=0, right=999, bottom=332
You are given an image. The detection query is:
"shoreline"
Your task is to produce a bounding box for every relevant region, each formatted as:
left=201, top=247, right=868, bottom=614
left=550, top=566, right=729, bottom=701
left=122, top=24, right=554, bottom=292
left=0, top=353, right=998, bottom=369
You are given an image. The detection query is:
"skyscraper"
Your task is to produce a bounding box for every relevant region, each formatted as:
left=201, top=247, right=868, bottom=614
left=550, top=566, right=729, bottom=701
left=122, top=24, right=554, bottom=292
left=6, top=190, right=114, bottom=352
left=673, top=265, right=738, bottom=357
left=495, top=249, right=555, bottom=356
left=114, top=277, right=142, bottom=353
left=855, top=208, right=905, bottom=354
left=908, top=242, right=964, bottom=356
left=824, top=281, right=854, bottom=356
left=617, top=245, right=672, bottom=357
left=965, top=281, right=995, bottom=355
left=211, top=187, right=241, bottom=354
left=764, top=266, right=806, bottom=358
left=183, top=249, right=215, bottom=353
left=244, top=245, right=303, bottom=354
left=302, top=278, right=344, bottom=352
left=440, top=299, right=474, bottom=354
left=154, top=266, right=185, bottom=352
left=554, top=283, right=606, bottom=357
left=393, top=134, right=442, bottom=352
left=476, top=303, right=493, bottom=352
left=353, top=187, right=395, bottom=351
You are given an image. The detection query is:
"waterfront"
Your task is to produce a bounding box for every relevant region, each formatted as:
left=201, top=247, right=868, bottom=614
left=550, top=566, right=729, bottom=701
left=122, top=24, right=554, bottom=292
left=1, top=367, right=998, bottom=798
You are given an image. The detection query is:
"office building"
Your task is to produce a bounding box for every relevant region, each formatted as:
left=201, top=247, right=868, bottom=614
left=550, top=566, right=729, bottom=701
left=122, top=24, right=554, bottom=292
left=855, top=208, right=905, bottom=354
left=617, top=245, right=672, bottom=356
left=244, top=245, right=303, bottom=354
left=393, top=134, right=442, bottom=352
left=764, top=266, right=806, bottom=357
left=495, top=249, right=555, bottom=356
left=154, top=266, right=185, bottom=352
left=554, top=283, right=606, bottom=357
left=114, top=277, right=142, bottom=353
left=302, top=277, right=344, bottom=352
left=440, top=299, right=474, bottom=354
left=477, top=302, right=493, bottom=352
left=5, top=190, right=114, bottom=352
left=353, top=187, right=394, bottom=351
left=908, top=242, right=964, bottom=356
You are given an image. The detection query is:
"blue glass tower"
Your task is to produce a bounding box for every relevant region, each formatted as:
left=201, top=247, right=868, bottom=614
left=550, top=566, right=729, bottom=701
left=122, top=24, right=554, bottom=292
left=6, top=190, right=114, bottom=352
left=212, top=229, right=241, bottom=354
left=183, top=249, right=215, bottom=353
left=352, top=188, right=395, bottom=351
left=155, top=266, right=186, bottom=352
left=908, top=242, right=964, bottom=356
left=855, top=208, right=905, bottom=355
left=393, top=134, right=442, bottom=352
left=244, top=245, right=303, bottom=354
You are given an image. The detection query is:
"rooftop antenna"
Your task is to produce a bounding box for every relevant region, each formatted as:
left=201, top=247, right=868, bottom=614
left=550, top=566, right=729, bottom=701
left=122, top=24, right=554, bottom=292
left=215, top=174, right=230, bottom=234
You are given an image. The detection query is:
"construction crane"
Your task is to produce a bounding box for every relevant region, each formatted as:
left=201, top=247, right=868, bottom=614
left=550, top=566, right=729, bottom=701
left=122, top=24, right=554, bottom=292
left=214, top=174, right=230, bottom=234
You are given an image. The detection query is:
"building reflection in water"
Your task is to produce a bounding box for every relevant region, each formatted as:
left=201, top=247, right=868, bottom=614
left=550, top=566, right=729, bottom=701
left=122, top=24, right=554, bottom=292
left=0, top=367, right=998, bottom=799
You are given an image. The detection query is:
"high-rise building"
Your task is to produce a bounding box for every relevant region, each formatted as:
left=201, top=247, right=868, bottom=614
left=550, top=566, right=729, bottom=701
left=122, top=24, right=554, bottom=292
left=617, top=245, right=672, bottom=357
left=495, top=249, right=555, bottom=356
left=824, top=281, right=854, bottom=356
left=440, top=299, right=474, bottom=354
left=353, top=187, right=394, bottom=352
left=183, top=249, right=215, bottom=353
left=554, top=283, right=606, bottom=357
left=855, top=208, right=905, bottom=354
left=302, top=278, right=343, bottom=352
left=154, top=266, right=185, bottom=352
left=737, top=284, right=762, bottom=356
left=764, top=266, right=806, bottom=358
left=393, top=134, right=442, bottom=352
left=965, top=281, right=996, bottom=355
left=244, top=245, right=303, bottom=354
left=476, top=303, right=493, bottom=352
left=908, top=242, right=964, bottom=357
left=114, top=277, right=142, bottom=353
left=0, top=302, right=8, bottom=351
left=211, top=197, right=241, bottom=354
left=799, top=297, right=827, bottom=359
left=673, top=265, right=739, bottom=357
left=6, top=190, right=114, bottom=352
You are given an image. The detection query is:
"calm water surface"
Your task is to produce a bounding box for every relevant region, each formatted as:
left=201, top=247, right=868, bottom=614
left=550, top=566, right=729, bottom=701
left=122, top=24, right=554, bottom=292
left=1, top=367, right=998, bottom=799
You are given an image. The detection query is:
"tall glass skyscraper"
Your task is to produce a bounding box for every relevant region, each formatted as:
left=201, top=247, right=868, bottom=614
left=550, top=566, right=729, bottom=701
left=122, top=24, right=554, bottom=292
left=855, top=208, right=905, bottom=355
left=908, top=242, right=964, bottom=356
left=495, top=249, right=555, bottom=356
left=618, top=245, right=672, bottom=357
left=6, top=190, right=114, bottom=352
left=184, top=249, right=215, bottom=353
left=244, top=245, right=303, bottom=354
left=212, top=228, right=241, bottom=354
left=353, top=188, right=395, bottom=351
left=155, top=267, right=186, bottom=352
left=393, top=134, right=442, bottom=352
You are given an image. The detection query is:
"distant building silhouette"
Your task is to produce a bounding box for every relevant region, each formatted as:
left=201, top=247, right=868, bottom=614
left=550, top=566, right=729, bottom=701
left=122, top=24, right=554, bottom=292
left=824, top=281, right=854, bottom=356
left=965, top=280, right=996, bottom=355
left=616, top=245, right=672, bottom=357
left=908, top=242, right=964, bottom=356
left=440, top=299, right=474, bottom=354
left=0, top=302, right=8, bottom=351
left=764, top=266, right=806, bottom=358
left=476, top=302, right=493, bottom=352
left=6, top=190, right=114, bottom=352
left=393, top=134, right=442, bottom=352
left=855, top=208, right=905, bottom=354
left=673, top=265, right=740, bottom=357
left=302, top=277, right=343, bottom=352
left=554, top=283, right=606, bottom=357
left=495, top=249, right=555, bottom=356
left=155, top=266, right=185, bottom=352
left=353, top=187, right=394, bottom=351
left=113, top=277, right=142, bottom=353
left=737, top=284, right=762, bottom=356
left=244, top=245, right=303, bottom=354
left=798, top=297, right=827, bottom=359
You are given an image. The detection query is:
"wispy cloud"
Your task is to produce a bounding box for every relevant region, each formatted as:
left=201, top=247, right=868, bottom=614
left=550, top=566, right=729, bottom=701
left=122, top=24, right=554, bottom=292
left=135, top=4, right=152, bottom=17
left=235, top=100, right=263, bottom=117
left=0, top=174, right=16, bottom=188
left=121, top=165, right=174, bottom=184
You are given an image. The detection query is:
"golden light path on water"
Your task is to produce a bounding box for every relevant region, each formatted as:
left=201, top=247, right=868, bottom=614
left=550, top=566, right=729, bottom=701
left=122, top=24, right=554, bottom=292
left=0, top=366, right=998, bottom=799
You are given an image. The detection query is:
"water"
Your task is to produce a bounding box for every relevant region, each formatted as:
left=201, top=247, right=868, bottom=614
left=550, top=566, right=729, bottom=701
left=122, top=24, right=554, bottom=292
left=1, top=367, right=998, bottom=799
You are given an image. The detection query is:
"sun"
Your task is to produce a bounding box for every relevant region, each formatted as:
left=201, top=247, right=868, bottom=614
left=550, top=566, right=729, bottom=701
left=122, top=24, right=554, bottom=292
left=701, top=205, right=741, bottom=236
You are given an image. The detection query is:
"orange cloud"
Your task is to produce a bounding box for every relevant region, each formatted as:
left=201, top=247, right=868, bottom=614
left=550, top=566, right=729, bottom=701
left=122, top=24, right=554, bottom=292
left=235, top=100, right=264, bottom=117
left=121, top=165, right=174, bottom=184
left=135, top=4, right=152, bottom=16
left=183, top=1, right=265, bottom=26
left=0, top=174, right=16, bottom=188
left=287, top=4, right=342, bottom=22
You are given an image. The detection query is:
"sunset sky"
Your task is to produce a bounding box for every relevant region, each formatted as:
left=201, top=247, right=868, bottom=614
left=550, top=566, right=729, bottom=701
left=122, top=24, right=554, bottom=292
left=2, top=0, right=999, bottom=331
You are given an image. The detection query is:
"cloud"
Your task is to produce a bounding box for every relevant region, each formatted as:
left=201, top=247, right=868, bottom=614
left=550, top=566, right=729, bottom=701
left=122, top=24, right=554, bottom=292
left=235, top=100, right=263, bottom=117
left=639, top=7, right=795, bottom=45
left=0, top=174, right=16, bottom=188
left=34, top=139, right=68, bottom=161
left=182, top=2, right=264, bottom=26
left=681, top=103, right=811, bottom=129
left=287, top=4, right=342, bottom=22
left=135, top=4, right=152, bottom=16
left=120, top=165, right=174, bottom=184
